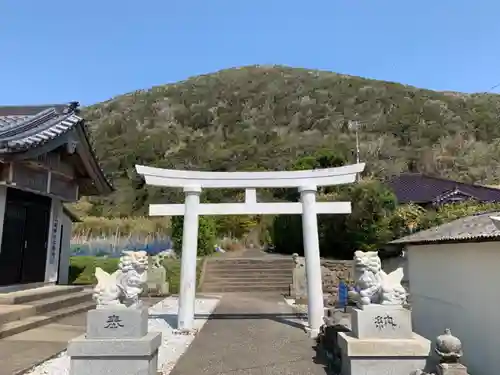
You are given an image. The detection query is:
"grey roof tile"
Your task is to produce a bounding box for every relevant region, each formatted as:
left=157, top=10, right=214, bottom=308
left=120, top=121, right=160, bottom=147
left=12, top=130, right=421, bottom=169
left=391, top=211, right=500, bottom=245
left=0, top=102, right=113, bottom=195
left=0, top=115, right=31, bottom=129
left=0, top=103, right=81, bottom=152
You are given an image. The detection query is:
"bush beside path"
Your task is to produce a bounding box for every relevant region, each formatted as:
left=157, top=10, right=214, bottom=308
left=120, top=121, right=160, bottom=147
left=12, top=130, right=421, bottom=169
left=69, top=256, right=202, bottom=294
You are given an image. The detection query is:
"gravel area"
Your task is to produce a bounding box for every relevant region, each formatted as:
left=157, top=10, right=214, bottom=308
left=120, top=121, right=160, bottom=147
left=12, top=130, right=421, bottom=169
left=25, top=296, right=220, bottom=375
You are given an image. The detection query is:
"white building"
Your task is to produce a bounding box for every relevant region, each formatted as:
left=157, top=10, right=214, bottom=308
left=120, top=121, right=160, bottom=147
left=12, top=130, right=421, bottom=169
left=392, top=212, right=500, bottom=375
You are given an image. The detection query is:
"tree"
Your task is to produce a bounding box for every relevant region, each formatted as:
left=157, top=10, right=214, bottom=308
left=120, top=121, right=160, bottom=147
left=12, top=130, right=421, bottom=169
left=171, top=216, right=217, bottom=257
left=271, top=150, right=348, bottom=254
left=319, top=180, right=398, bottom=259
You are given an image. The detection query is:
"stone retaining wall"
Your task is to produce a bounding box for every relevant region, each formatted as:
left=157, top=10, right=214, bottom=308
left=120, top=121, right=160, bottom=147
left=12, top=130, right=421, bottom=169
left=290, top=256, right=354, bottom=300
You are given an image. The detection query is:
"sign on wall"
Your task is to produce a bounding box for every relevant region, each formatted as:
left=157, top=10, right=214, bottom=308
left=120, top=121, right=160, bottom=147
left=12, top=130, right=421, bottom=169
left=49, top=209, right=59, bottom=265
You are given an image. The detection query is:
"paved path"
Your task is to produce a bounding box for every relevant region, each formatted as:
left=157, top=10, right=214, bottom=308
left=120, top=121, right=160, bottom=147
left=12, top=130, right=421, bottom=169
left=170, top=293, right=328, bottom=375
left=0, top=297, right=164, bottom=375
left=218, top=247, right=290, bottom=259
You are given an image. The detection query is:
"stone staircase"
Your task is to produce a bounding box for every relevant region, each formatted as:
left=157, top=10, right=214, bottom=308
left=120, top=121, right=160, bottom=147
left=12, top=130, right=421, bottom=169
left=201, top=257, right=294, bottom=293
left=0, top=285, right=94, bottom=339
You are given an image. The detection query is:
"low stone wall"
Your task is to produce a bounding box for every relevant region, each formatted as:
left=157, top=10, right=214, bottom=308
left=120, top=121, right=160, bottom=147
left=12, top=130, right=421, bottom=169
left=320, top=259, right=354, bottom=295
left=290, top=256, right=354, bottom=301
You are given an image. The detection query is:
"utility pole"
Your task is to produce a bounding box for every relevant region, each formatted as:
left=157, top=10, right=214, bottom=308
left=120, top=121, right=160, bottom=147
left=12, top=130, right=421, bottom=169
left=348, top=120, right=361, bottom=181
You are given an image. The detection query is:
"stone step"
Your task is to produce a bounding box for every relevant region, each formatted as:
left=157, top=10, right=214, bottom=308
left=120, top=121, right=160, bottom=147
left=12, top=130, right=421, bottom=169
left=31, top=290, right=93, bottom=315
left=202, top=284, right=290, bottom=293
left=204, top=276, right=291, bottom=283
left=203, top=278, right=291, bottom=285
left=206, top=268, right=293, bottom=275
left=0, top=300, right=95, bottom=339
left=0, top=290, right=93, bottom=325
left=0, top=285, right=85, bottom=305
left=0, top=305, right=35, bottom=325
left=208, top=259, right=293, bottom=265
left=205, top=265, right=293, bottom=273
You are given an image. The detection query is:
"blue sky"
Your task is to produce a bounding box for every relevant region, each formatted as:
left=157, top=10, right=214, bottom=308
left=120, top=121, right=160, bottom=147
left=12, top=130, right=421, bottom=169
left=1, top=0, right=499, bottom=105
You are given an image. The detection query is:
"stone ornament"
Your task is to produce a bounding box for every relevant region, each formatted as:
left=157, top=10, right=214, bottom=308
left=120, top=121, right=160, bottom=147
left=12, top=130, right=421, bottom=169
left=150, top=249, right=174, bottom=269
left=93, top=250, right=149, bottom=309
left=348, top=250, right=407, bottom=307
left=435, top=328, right=463, bottom=363
left=150, top=254, right=164, bottom=269
left=292, top=253, right=303, bottom=267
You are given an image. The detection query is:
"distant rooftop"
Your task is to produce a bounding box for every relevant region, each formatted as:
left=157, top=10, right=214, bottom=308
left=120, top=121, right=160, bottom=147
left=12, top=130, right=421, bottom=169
left=387, top=173, right=500, bottom=205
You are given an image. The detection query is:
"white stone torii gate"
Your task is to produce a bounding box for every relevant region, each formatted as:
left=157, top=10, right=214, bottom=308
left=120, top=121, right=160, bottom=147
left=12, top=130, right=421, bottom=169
left=135, top=163, right=365, bottom=337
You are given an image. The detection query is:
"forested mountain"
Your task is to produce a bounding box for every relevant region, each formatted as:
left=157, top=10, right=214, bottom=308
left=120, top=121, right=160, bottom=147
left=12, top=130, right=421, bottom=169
left=78, top=65, right=500, bottom=217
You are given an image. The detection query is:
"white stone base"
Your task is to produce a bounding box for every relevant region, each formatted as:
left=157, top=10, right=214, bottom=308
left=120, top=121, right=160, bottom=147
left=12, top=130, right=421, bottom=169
left=351, top=304, right=412, bottom=339
left=68, top=332, right=161, bottom=375
left=338, top=332, right=431, bottom=375
left=25, top=296, right=220, bottom=375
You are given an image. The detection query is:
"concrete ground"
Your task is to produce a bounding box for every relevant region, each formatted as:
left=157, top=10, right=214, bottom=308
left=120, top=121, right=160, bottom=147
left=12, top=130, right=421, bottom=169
left=0, top=297, right=164, bottom=375
left=0, top=293, right=327, bottom=375
left=170, top=293, right=328, bottom=375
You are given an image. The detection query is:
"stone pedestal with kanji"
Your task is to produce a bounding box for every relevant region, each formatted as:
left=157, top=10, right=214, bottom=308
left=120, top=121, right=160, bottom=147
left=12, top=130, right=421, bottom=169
left=68, top=308, right=161, bottom=375
left=337, top=305, right=431, bottom=375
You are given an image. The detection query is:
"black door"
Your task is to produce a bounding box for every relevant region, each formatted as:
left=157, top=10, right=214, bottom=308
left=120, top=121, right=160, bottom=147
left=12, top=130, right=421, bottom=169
left=0, top=198, right=28, bottom=285
left=0, top=188, right=51, bottom=286
left=22, top=198, right=51, bottom=283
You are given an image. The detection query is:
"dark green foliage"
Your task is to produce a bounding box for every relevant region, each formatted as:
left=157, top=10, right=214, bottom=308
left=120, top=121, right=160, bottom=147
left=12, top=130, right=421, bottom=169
left=197, top=217, right=217, bottom=256
left=271, top=179, right=398, bottom=259
left=79, top=65, right=500, bottom=217
left=272, top=215, right=303, bottom=254
left=171, top=216, right=217, bottom=257
left=69, top=256, right=120, bottom=284
left=319, top=180, right=398, bottom=259
left=272, top=149, right=348, bottom=255
left=170, top=216, right=183, bottom=255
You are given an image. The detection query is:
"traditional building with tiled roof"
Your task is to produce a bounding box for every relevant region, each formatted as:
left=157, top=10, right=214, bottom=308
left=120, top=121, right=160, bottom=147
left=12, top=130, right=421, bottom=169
left=386, top=173, right=500, bottom=206
left=391, top=211, right=500, bottom=245
left=0, top=102, right=112, bottom=286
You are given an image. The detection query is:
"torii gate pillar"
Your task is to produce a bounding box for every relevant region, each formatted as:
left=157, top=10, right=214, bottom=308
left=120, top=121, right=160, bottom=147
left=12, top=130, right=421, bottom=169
left=299, top=185, right=323, bottom=337
left=178, top=185, right=201, bottom=330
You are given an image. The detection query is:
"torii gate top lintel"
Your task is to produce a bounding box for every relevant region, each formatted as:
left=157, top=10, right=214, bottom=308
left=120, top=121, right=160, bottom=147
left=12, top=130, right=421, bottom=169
left=135, top=163, right=365, bottom=189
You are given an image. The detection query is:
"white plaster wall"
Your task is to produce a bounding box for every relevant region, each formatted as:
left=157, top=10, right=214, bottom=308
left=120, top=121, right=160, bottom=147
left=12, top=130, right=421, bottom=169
left=57, top=213, right=72, bottom=284
left=0, top=186, right=7, bottom=253
left=408, top=242, right=500, bottom=375
left=44, top=198, right=63, bottom=282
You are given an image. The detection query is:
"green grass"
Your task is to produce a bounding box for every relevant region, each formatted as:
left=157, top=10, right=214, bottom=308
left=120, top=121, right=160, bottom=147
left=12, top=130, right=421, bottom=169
left=69, top=256, right=203, bottom=294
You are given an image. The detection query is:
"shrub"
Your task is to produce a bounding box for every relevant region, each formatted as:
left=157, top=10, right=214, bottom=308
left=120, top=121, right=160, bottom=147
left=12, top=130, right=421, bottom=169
left=171, top=216, right=217, bottom=257
left=271, top=179, right=398, bottom=259
left=70, top=256, right=120, bottom=285
left=68, top=256, right=202, bottom=294
left=272, top=215, right=303, bottom=254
